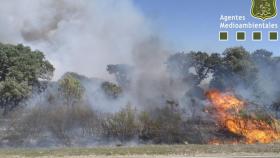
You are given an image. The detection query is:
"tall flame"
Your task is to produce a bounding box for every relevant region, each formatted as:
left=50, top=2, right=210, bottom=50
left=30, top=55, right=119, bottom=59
left=206, top=89, right=280, bottom=144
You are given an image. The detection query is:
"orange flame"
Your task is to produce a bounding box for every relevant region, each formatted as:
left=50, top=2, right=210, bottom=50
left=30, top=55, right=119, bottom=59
left=206, top=89, right=280, bottom=144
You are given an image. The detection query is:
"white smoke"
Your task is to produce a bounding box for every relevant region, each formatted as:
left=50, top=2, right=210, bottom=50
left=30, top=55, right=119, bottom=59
left=0, top=0, right=153, bottom=79
left=0, top=0, right=190, bottom=112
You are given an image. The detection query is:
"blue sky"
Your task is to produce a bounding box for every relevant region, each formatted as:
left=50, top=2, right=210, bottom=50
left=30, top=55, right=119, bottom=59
left=134, top=0, right=280, bottom=54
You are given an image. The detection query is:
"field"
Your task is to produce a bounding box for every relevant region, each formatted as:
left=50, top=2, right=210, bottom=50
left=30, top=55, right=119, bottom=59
left=0, top=144, right=279, bottom=158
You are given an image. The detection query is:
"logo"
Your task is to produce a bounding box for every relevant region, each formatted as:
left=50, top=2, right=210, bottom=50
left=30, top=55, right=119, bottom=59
left=251, top=0, right=277, bottom=20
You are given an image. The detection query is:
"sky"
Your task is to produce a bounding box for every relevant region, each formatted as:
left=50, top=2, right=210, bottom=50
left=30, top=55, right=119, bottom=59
left=134, top=0, right=280, bottom=54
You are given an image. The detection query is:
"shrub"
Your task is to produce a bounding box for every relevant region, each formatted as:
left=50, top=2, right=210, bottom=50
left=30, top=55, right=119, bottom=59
left=138, top=105, right=187, bottom=144
left=6, top=103, right=98, bottom=146
left=101, top=81, right=122, bottom=99
left=58, top=74, right=85, bottom=106
left=100, top=104, right=138, bottom=142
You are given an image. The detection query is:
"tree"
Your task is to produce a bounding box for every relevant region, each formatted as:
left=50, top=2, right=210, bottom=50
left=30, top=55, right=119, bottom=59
left=167, top=51, right=220, bottom=86
left=251, top=49, right=273, bottom=64
left=107, top=64, right=132, bottom=89
left=166, top=52, right=193, bottom=80
left=251, top=49, right=280, bottom=110
left=0, top=43, right=54, bottom=113
left=101, top=81, right=122, bottom=99
left=58, top=73, right=85, bottom=106
left=210, top=47, right=257, bottom=90
left=190, top=52, right=222, bottom=85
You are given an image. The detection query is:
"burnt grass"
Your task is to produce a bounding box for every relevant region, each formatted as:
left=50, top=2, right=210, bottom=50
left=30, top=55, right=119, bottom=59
left=0, top=144, right=279, bottom=157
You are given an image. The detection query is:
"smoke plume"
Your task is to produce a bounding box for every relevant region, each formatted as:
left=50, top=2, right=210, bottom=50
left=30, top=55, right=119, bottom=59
left=0, top=0, right=154, bottom=79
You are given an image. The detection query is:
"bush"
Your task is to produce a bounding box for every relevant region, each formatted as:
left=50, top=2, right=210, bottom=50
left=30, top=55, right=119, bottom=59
left=138, top=104, right=187, bottom=144
left=101, top=81, right=122, bottom=99
left=58, top=74, right=85, bottom=106
left=100, top=104, right=138, bottom=142
left=6, top=103, right=98, bottom=146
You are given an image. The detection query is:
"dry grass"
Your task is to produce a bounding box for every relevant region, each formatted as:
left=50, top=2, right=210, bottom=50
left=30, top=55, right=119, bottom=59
left=0, top=144, right=279, bottom=157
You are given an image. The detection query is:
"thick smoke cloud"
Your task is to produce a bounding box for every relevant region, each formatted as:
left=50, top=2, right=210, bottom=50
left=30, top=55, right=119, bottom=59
left=0, top=1, right=193, bottom=146
left=0, top=0, right=187, bottom=111
left=0, top=0, right=153, bottom=79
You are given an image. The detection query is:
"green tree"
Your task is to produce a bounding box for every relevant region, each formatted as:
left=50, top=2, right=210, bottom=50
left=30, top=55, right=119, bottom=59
left=107, top=64, right=132, bottom=89
left=190, top=52, right=222, bottom=85
left=101, top=81, right=122, bottom=99
left=58, top=73, right=85, bottom=106
left=210, top=47, right=257, bottom=90
left=166, top=52, right=193, bottom=80
left=0, top=43, right=54, bottom=113
left=167, top=51, right=220, bottom=86
left=251, top=49, right=273, bottom=63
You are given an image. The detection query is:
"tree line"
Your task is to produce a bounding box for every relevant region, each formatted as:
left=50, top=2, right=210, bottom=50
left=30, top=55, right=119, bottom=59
left=0, top=43, right=280, bottom=146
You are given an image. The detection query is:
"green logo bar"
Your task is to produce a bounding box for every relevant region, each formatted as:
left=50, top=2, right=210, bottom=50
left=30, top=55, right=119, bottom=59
left=253, top=32, right=262, bottom=40
left=236, top=32, right=246, bottom=41
left=219, top=32, right=228, bottom=41
left=251, top=0, right=277, bottom=20
left=269, top=32, right=278, bottom=40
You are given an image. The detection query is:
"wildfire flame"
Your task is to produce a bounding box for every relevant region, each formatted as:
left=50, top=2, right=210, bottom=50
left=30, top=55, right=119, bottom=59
left=206, top=89, right=280, bottom=144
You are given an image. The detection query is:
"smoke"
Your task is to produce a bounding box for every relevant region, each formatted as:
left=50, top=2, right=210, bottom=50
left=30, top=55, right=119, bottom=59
left=4, top=0, right=280, bottom=147
left=0, top=0, right=153, bottom=79
left=0, top=0, right=191, bottom=112
left=129, top=37, right=187, bottom=109
left=247, top=57, right=280, bottom=106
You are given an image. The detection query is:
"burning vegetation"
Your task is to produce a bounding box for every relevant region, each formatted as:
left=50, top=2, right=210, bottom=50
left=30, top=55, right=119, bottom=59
left=0, top=43, right=280, bottom=147
left=206, top=89, right=280, bottom=144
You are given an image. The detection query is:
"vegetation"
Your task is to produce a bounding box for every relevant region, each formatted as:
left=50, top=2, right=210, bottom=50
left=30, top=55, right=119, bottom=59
left=0, top=43, right=54, bottom=114
left=101, top=81, right=122, bottom=99
left=59, top=73, right=85, bottom=106
left=107, top=64, right=132, bottom=89
left=0, top=43, right=280, bottom=146
left=0, top=144, right=279, bottom=157
left=100, top=105, right=138, bottom=142
left=138, top=104, right=187, bottom=144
